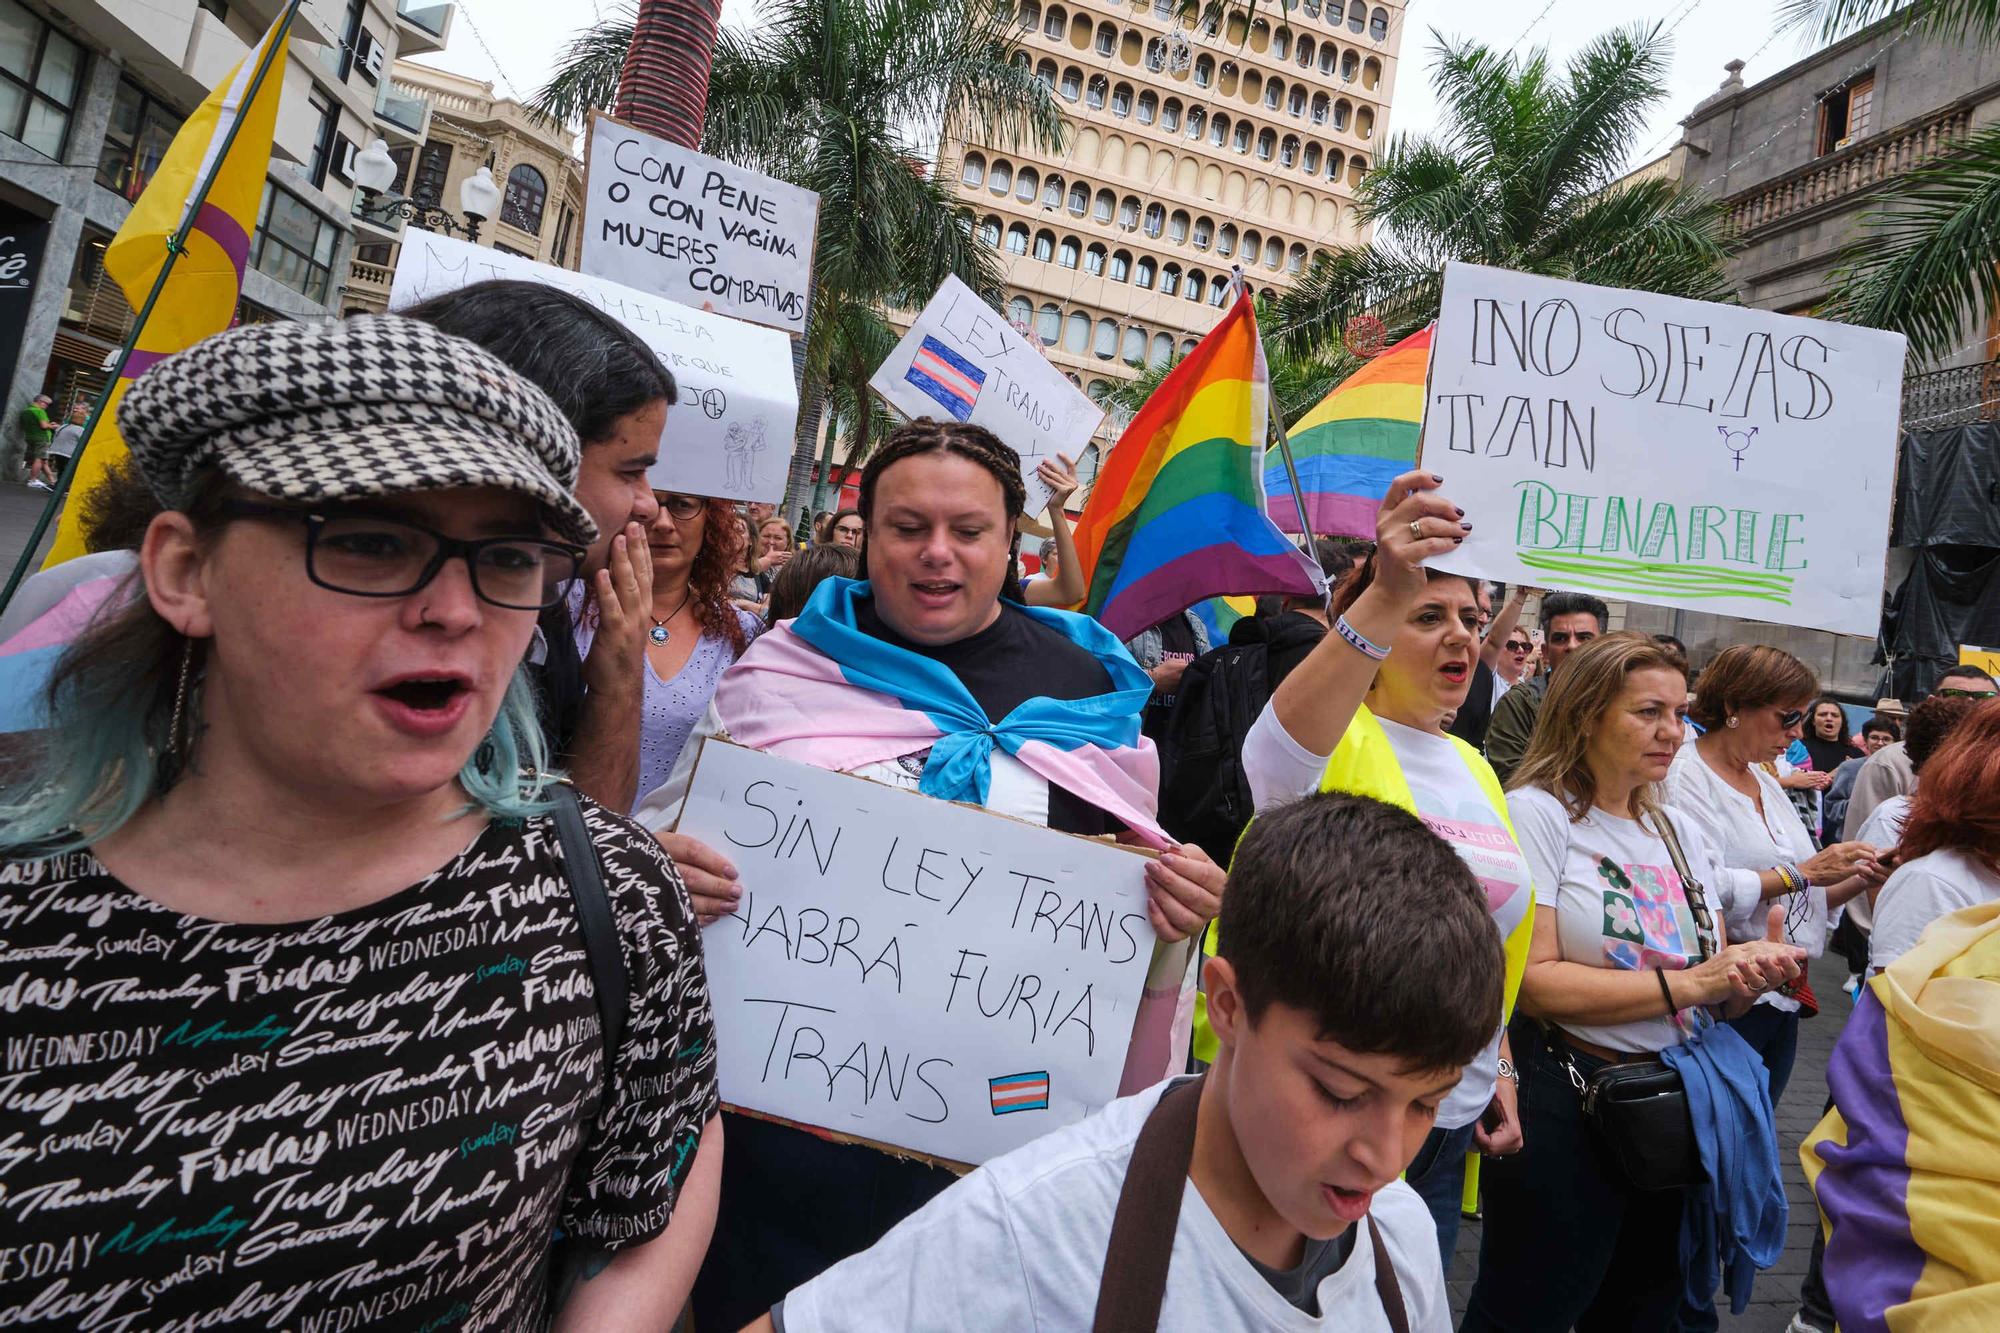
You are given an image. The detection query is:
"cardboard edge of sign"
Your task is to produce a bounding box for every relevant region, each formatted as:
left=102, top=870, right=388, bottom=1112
left=581, top=109, right=820, bottom=344
left=668, top=733, right=1160, bottom=1171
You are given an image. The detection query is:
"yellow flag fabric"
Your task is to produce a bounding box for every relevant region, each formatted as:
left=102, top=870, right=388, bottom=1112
left=44, top=8, right=294, bottom=567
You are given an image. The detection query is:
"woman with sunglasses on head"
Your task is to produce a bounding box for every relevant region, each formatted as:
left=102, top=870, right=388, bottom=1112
left=1462, top=633, right=1806, bottom=1332
left=1234, top=470, right=1536, bottom=1261
left=635, top=417, right=1225, bottom=1331
left=1666, top=646, right=1886, bottom=1107
left=0, top=318, right=720, bottom=1331
left=572, top=491, right=760, bottom=817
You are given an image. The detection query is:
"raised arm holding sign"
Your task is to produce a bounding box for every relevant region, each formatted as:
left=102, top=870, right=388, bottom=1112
left=1422, top=263, right=1906, bottom=637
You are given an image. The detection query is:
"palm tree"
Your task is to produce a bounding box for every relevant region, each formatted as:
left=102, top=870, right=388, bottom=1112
left=1779, top=0, right=2000, bottom=362
left=535, top=0, right=1063, bottom=513
left=1268, top=23, right=1734, bottom=358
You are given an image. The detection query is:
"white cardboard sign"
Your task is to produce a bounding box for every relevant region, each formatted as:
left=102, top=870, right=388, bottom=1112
left=581, top=115, right=819, bottom=337
left=387, top=232, right=798, bottom=504
left=674, top=741, right=1156, bottom=1166
left=1424, top=263, right=1906, bottom=637
left=868, top=275, right=1105, bottom=518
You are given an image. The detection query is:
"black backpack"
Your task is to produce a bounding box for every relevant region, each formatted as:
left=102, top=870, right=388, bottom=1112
left=1156, top=640, right=1274, bottom=856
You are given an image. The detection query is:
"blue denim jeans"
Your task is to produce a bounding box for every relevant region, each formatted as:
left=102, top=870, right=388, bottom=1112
left=1405, top=1118, right=1479, bottom=1266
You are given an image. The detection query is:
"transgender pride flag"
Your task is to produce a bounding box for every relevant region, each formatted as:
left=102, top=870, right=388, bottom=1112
left=904, top=334, right=986, bottom=422
left=989, top=1072, right=1051, bottom=1115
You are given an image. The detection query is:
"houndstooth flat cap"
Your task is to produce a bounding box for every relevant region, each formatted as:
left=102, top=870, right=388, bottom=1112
left=119, top=314, right=597, bottom=546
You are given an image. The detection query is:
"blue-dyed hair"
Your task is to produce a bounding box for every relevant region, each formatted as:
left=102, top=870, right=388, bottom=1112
left=0, top=474, right=557, bottom=854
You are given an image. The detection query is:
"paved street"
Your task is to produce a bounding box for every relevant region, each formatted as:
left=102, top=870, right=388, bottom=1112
left=0, top=480, right=62, bottom=580
left=1447, top=950, right=1853, bottom=1331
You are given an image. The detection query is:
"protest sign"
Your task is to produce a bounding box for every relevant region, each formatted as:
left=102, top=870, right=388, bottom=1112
left=581, top=114, right=818, bottom=337
left=1423, top=263, right=1906, bottom=637
left=388, top=232, right=798, bottom=504
left=674, top=740, right=1156, bottom=1166
left=869, top=275, right=1105, bottom=517
left=1960, top=645, right=2000, bottom=676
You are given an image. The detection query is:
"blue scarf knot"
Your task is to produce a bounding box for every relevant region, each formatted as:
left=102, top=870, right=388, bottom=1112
left=787, top=578, right=1154, bottom=807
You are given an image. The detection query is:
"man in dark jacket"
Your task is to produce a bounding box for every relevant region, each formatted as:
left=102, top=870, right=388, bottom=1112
left=1483, top=590, right=1609, bottom=782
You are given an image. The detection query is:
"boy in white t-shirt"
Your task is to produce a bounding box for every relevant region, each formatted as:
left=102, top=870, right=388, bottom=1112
left=752, top=792, right=1506, bottom=1332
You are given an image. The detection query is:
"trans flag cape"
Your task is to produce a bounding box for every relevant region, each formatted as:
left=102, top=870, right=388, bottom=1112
left=1802, top=900, right=2000, bottom=1333
left=1267, top=323, right=1430, bottom=538
left=698, top=577, right=1192, bottom=1090
left=1071, top=291, right=1323, bottom=640
left=0, top=562, right=133, bottom=732
left=711, top=576, right=1167, bottom=847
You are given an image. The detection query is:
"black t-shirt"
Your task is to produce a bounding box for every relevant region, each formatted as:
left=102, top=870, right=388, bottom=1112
left=0, top=798, right=717, bottom=1332
left=852, top=600, right=1121, bottom=836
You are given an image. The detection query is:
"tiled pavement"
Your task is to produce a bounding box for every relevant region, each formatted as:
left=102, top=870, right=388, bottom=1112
left=0, top=481, right=61, bottom=578
left=1447, top=950, right=1854, bottom=1331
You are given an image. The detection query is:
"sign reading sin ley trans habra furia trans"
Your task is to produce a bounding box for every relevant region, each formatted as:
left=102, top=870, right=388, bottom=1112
left=673, top=741, right=1157, bottom=1166
left=1424, top=263, right=1906, bottom=638
left=581, top=114, right=819, bottom=337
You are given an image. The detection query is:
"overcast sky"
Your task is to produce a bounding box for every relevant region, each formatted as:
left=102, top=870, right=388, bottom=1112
left=417, top=0, right=1832, bottom=178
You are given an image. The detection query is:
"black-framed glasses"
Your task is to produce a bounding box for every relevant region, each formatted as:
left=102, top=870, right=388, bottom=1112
left=655, top=492, right=707, bottom=521
left=1776, top=707, right=1806, bottom=729
left=222, top=501, right=584, bottom=611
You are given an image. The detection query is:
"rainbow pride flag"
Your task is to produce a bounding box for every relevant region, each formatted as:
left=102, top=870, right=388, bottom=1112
left=1073, top=293, right=1323, bottom=641
left=1266, top=324, right=1432, bottom=537
left=1801, top=901, right=2000, bottom=1332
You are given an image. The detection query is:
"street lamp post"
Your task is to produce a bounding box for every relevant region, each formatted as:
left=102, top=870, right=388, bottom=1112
left=350, top=138, right=502, bottom=241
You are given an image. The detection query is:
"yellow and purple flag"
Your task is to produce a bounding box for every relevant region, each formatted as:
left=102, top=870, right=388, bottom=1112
left=44, top=7, right=294, bottom=567
left=1801, top=900, right=2000, bottom=1332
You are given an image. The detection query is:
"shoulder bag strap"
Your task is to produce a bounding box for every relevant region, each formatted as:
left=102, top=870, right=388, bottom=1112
left=1367, top=1219, right=1409, bottom=1333
left=548, top=781, right=628, bottom=1097
left=1092, top=1075, right=1205, bottom=1333
left=1647, top=808, right=1716, bottom=963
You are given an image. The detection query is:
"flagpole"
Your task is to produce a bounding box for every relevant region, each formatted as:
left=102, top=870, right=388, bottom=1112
left=0, top=0, right=303, bottom=617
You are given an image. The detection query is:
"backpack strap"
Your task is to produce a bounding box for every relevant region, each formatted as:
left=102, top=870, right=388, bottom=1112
left=1368, top=1218, right=1409, bottom=1333
left=548, top=781, right=627, bottom=1097
left=1092, top=1075, right=1204, bottom=1333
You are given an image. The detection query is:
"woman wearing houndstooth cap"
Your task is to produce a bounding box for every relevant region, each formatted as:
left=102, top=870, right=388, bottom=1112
left=0, top=315, right=721, bottom=1332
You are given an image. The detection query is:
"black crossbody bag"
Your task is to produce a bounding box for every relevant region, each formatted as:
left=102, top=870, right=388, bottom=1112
left=1548, top=809, right=1716, bottom=1193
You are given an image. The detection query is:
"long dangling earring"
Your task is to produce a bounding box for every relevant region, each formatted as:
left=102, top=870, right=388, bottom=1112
left=158, top=637, right=200, bottom=790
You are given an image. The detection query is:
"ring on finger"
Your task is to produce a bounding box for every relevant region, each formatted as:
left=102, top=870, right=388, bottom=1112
left=1408, top=518, right=1424, bottom=542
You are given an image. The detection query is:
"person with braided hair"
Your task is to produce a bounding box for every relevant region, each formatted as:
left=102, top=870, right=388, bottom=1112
left=636, top=417, right=1226, bottom=1330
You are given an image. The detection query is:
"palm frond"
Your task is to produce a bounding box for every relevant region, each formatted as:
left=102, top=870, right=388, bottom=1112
left=1825, top=125, right=2000, bottom=362
left=1778, top=0, right=2000, bottom=43
left=529, top=12, right=635, bottom=127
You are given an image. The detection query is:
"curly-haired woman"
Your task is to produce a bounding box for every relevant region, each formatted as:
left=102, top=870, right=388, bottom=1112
left=575, top=491, right=759, bottom=814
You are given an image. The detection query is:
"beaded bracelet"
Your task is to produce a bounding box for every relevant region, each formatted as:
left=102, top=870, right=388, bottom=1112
left=1333, top=614, right=1390, bottom=661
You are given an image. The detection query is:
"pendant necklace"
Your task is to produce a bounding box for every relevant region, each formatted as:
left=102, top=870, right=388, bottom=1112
left=648, top=588, right=693, bottom=646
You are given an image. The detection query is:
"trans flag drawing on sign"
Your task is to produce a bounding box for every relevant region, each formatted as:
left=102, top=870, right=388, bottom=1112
left=906, top=334, right=986, bottom=421
left=989, top=1072, right=1051, bottom=1115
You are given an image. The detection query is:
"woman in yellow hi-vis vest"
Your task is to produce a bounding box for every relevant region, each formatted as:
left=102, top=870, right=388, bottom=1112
left=1207, top=469, right=1536, bottom=1262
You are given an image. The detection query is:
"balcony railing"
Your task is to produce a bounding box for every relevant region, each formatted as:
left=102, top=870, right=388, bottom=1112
left=375, top=83, right=430, bottom=138
left=1725, top=105, right=1972, bottom=238
left=348, top=260, right=394, bottom=290
left=1901, top=357, right=2000, bottom=431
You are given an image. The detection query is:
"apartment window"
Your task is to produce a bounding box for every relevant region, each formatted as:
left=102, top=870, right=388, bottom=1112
left=1093, top=318, right=1117, bottom=360
left=1006, top=222, right=1030, bottom=254
left=961, top=153, right=985, bottom=187
left=1117, top=195, right=1139, bottom=228
left=388, top=143, right=414, bottom=193
left=1288, top=243, right=1306, bottom=273
left=1058, top=237, right=1080, bottom=269
left=1085, top=76, right=1106, bottom=110
left=1209, top=275, right=1230, bottom=305
left=1035, top=59, right=1057, bottom=89
left=1341, top=49, right=1359, bottom=81
left=1161, top=98, right=1181, bottom=132
left=1274, top=29, right=1291, bottom=59
left=1092, top=188, right=1114, bottom=222
left=1016, top=166, right=1037, bottom=202
left=1111, top=84, right=1132, bottom=117
left=1060, top=68, right=1082, bottom=101
left=1033, top=229, right=1055, bottom=261
left=97, top=80, right=185, bottom=200
left=1264, top=80, right=1281, bottom=109
left=1016, top=0, right=1038, bottom=29
left=1037, top=303, right=1061, bottom=345
left=1067, top=182, right=1088, bottom=216
left=1289, top=87, right=1307, bottom=118
left=1160, top=264, right=1180, bottom=295
left=1194, top=55, right=1214, bottom=88
left=978, top=216, right=1001, bottom=246
left=1233, top=122, right=1252, bottom=153
left=1192, top=217, right=1212, bottom=249
left=1142, top=204, right=1163, bottom=240
left=1369, top=6, right=1388, bottom=39
left=1303, top=0, right=1320, bottom=15
left=252, top=184, right=338, bottom=304
left=1210, top=116, right=1227, bottom=147
left=1063, top=311, right=1090, bottom=353
left=1332, top=99, right=1351, bottom=131
left=1043, top=7, right=1063, bottom=39
left=1150, top=333, right=1173, bottom=367
left=1168, top=210, right=1188, bottom=243
left=1303, top=142, right=1322, bottom=173
left=1347, top=1, right=1365, bottom=32
left=0, top=0, right=84, bottom=161
left=1094, top=24, right=1115, bottom=56
left=1042, top=174, right=1063, bottom=208
left=1135, top=257, right=1156, bottom=288
left=1256, top=128, right=1274, bottom=160
left=1320, top=45, right=1338, bottom=76
left=1144, top=37, right=1165, bottom=72
left=502, top=163, right=548, bottom=234
left=1083, top=244, right=1105, bottom=276
left=1186, top=269, right=1206, bottom=301
left=307, top=89, right=338, bottom=189
left=1121, top=326, right=1146, bottom=364
left=1217, top=223, right=1236, bottom=256
left=1818, top=74, right=1875, bottom=154
left=1008, top=294, right=1032, bottom=327
left=1280, top=135, right=1299, bottom=167
left=1137, top=91, right=1157, bottom=125
left=1109, top=250, right=1130, bottom=281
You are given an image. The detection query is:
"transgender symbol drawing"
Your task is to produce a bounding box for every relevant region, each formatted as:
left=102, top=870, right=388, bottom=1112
left=1717, top=425, right=1758, bottom=471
